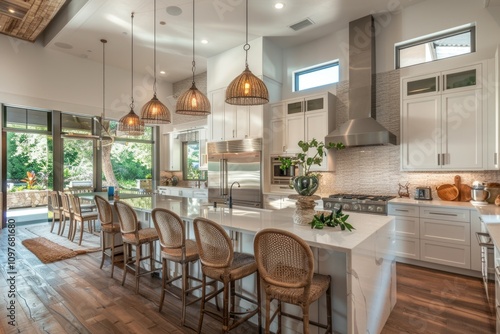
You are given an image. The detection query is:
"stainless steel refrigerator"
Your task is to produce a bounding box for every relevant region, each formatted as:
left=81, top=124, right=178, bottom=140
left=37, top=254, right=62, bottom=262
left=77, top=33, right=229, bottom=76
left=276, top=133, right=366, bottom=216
left=207, top=138, right=262, bottom=208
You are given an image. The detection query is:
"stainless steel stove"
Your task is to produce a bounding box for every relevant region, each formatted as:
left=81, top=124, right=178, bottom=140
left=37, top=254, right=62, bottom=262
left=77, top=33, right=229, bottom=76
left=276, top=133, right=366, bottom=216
left=322, top=193, right=396, bottom=215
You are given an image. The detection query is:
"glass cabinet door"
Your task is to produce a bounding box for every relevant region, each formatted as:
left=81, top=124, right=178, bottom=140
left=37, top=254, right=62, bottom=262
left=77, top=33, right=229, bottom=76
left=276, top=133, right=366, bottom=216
left=406, top=76, right=439, bottom=96
left=444, top=68, right=477, bottom=91
left=287, top=101, right=303, bottom=115
left=305, top=97, right=324, bottom=112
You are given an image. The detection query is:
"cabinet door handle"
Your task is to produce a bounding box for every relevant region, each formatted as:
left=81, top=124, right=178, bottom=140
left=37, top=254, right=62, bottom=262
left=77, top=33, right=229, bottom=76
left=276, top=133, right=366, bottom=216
left=437, top=76, right=440, bottom=92
left=428, top=211, right=458, bottom=217
left=495, top=152, right=498, bottom=165
left=442, top=153, right=446, bottom=165
left=395, top=209, right=409, bottom=212
left=437, top=154, right=440, bottom=165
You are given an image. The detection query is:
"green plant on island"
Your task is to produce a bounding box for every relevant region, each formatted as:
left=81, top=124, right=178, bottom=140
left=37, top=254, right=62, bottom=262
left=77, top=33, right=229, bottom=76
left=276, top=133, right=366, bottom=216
left=310, top=206, right=355, bottom=231
left=278, top=138, right=344, bottom=176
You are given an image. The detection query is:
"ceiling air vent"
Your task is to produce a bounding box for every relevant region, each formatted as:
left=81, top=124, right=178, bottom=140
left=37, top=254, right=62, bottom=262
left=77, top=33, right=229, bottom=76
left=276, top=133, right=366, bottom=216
left=289, top=18, right=314, bottom=31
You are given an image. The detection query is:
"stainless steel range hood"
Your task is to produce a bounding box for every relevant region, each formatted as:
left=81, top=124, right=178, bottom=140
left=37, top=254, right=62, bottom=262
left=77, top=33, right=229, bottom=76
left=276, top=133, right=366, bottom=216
left=325, top=15, right=396, bottom=147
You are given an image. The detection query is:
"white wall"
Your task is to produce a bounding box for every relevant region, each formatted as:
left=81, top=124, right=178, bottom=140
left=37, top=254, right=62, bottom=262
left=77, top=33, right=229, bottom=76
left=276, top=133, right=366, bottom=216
left=0, top=35, right=173, bottom=119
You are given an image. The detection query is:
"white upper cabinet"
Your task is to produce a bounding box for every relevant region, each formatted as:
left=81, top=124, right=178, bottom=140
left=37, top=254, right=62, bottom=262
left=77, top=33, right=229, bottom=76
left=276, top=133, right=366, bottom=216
left=401, top=63, right=486, bottom=171
left=282, top=92, right=336, bottom=155
left=166, top=132, right=181, bottom=171
left=208, top=87, right=263, bottom=141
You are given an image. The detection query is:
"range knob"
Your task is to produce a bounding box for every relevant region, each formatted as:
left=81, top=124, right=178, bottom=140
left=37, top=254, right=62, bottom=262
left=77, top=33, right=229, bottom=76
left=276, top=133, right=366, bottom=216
left=376, top=206, right=384, bottom=213
left=324, top=202, right=332, bottom=209
left=352, top=204, right=360, bottom=211
left=367, top=205, right=375, bottom=212
left=343, top=204, right=351, bottom=211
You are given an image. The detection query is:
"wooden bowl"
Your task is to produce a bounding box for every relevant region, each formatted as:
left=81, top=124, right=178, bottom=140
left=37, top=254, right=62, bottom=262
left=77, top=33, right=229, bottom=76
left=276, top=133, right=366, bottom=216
left=436, top=184, right=459, bottom=201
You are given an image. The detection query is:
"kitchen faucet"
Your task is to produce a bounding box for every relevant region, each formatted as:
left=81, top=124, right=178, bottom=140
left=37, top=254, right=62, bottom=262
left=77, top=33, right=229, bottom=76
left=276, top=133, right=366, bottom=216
left=228, top=181, right=240, bottom=209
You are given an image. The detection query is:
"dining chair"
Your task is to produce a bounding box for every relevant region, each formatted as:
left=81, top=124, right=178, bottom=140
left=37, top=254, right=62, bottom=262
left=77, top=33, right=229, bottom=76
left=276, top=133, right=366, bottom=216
left=49, top=191, right=63, bottom=234
left=152, top=208, right=206, bottom=326
left=253, top=228, right=332, bottom=334
left=69, top=193, right=98, bottom=245
left=114, top=200, right=160, bottom=294
left=94, top=195, right=122, bottom=278
left=59, top=191, right=73, bottom=238
left=193, top=217, right=261, bottom=334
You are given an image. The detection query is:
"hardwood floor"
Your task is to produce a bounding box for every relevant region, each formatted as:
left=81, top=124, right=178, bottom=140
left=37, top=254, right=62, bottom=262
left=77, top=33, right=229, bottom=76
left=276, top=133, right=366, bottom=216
left=0, top=222, right=496, bottom=334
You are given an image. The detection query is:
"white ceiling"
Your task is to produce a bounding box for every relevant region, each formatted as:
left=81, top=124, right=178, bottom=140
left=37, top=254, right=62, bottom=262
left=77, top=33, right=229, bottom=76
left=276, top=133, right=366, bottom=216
left=44, top=0, right=422, bottom=83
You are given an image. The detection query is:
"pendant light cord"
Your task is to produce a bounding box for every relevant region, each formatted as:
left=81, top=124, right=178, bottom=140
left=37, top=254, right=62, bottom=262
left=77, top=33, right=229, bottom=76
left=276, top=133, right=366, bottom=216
left=153, top=0, right=158, bottom=95
left=243, top=0, right=249, bottom=67
left=102, top=39, right=106, bottom=120
left=130, top=12, right=135, bottom=110
left=191, top=0, right=196, bottom=85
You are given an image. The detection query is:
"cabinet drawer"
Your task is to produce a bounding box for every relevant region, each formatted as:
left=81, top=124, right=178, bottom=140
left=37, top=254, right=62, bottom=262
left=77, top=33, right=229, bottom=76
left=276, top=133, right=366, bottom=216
left=388, top=204, right=419, bottom=217
left=419, top=206, right=470, bottom=222
left=420, top=218, right=470, bottom=245
left=394, top=216, right=420, bottom=237
left=395, top=236, right=420, bottom=260
left=420, top=240, right=471, bottom=269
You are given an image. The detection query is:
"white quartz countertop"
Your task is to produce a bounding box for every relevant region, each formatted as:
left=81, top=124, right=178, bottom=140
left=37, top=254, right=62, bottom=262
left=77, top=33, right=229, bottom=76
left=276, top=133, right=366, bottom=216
left=389, top=197, right=474, bottom=209
left=122, top=195, right=394, bottom=253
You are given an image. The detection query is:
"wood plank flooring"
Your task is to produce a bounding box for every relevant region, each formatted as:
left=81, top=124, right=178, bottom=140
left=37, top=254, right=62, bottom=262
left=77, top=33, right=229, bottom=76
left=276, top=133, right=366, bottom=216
left=0, top=222, right=496, bottom=333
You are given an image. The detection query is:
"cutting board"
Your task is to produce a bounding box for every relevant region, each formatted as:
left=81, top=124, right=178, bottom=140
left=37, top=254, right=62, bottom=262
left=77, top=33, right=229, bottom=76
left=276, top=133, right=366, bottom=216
left=455, top=175, right=472, bottom=202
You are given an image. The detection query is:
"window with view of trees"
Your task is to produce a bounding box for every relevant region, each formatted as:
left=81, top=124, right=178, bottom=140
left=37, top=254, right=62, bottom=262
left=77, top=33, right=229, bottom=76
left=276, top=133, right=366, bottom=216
left=182, top=141, right=207, bottom=181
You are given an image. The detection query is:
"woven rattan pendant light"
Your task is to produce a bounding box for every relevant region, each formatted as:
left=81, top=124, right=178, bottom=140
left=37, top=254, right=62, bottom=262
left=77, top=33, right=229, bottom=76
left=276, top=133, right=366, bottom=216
left=140, top=0, right=171, bottom=124
left=118, top=12, right=144, bottom=136
left=175, top=0, right=211, bottom=115
left=225, top=0, right=269, bottom=106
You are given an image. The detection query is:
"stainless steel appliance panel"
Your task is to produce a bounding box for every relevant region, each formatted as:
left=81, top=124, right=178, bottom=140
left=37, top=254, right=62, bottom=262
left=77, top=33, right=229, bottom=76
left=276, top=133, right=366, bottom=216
left=208, top=149, right=262, bottom=208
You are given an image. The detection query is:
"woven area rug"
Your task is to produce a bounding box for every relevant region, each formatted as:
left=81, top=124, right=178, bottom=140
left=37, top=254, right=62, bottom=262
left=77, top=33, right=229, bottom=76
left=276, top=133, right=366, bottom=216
left=23, top=224, right=101, bottom=251
left=22, top=237, right=90, bottom=263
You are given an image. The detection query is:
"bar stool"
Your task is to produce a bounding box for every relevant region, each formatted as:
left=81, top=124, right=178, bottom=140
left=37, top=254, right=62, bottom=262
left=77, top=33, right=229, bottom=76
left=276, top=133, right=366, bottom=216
left=69, top=194, right=98, bottom=245
left=49, top=191, right=63, bottom=234
left=94, top=195, right=122, bottom=278
left=59, top=191, right=73, bottom=238
left=193, top=217, right=261, bottom=334
left=114, top=200, right=160, bottom=294
left=253, top=228, right=332, bottom=334
left=152, top=208, right=204, bottom=326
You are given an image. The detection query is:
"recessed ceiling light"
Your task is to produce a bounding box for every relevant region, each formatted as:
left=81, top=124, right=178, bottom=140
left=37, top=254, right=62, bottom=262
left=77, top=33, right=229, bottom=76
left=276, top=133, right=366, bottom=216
left=274, top=3, right=284, bottom=9
left=160, top=70, right=166, bottom=75
left=166, top=6, right=182, bottom=16
left=201, top=39, right=208, bottom=44
left=8, top=8, right=15, bottom=13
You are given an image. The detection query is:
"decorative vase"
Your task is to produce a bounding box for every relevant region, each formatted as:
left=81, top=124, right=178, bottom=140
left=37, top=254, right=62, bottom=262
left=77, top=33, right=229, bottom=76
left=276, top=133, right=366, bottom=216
left=291, top=175, right=319, bottom=196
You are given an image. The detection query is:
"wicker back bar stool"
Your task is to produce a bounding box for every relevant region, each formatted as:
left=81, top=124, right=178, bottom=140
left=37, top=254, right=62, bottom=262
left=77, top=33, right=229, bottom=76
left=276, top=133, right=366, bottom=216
left=59, top=191, right=73, bottom=238
left=49, top=191, right=63, bottom=234
left=193, top=217, right=261, bottom=334
left=253, top=228, right=332, bottom=334
left=114, top=200, right=160, bottom=294
left=152, top=208, right=207, bottom=326
left=94, top=195, right=122, bottom=278
left=69, top=194, right=98, bottom=245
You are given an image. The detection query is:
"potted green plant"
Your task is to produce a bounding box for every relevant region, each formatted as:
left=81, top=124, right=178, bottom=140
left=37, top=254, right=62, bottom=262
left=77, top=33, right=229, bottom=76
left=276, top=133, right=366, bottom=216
left=279, top=138, right=344, bottom=196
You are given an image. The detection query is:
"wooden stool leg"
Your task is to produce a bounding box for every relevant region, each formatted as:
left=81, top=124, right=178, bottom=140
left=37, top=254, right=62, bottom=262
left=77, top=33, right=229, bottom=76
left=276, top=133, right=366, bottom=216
left=181, top=261, right=188, bottom=325
left=159, top=258, right=167, bottom=312
left=135, top=244, right=141, bottom=293
left=100, top=230, right=106, bottom=269
left=122, top=244, right=129, bottom=286
left=197, top=274, right=207, bottom=334
left=110, top=234, right=116, bottom=279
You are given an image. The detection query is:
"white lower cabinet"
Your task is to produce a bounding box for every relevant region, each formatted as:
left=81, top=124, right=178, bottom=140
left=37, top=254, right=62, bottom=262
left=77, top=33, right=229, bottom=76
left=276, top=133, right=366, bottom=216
left=388, top=204, right=420, bottom=259
left=157, top=186, right=208, bottom=200
left=388, top=202, right=476, bottom=271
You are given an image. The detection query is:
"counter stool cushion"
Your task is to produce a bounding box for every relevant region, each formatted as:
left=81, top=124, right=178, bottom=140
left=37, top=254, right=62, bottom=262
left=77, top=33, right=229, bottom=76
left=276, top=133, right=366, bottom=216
left=101, top=223, right=121, bottom=233
left=122, top=228, right=158, bottom=245
left=201, top=252, right=257, bottom=281
left=161, top=239, right=198, bottom=262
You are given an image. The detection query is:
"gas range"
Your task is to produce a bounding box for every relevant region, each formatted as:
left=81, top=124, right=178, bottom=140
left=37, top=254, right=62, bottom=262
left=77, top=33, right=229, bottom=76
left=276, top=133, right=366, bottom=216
left=322, top=193, right=396, bottom=215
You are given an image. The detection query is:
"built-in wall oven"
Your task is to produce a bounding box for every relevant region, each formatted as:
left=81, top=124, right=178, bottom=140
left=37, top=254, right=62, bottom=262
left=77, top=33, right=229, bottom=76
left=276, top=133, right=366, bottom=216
left=270, top=156, right=297, bottom=186
left=476, top=220, right=495, bottom=312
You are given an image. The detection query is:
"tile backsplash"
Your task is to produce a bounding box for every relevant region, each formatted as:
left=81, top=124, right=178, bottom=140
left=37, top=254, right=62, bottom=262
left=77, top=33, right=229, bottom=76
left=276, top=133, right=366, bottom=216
left=315, top=70, right=500, bottom=198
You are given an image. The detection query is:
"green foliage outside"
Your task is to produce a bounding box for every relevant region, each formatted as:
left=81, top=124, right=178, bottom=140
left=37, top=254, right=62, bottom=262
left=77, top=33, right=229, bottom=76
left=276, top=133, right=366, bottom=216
left=7, top=132, right=152, bottom=191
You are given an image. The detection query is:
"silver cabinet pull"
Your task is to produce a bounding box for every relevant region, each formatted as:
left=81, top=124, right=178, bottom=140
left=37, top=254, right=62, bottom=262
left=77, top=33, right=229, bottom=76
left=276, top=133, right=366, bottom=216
left=428, top=211, right=457, bottom=217
left=495, top=152, right=498, bottom=165
left=395, top=209, right=409, bottom=212
left=437, top=154, right=440, bottom=165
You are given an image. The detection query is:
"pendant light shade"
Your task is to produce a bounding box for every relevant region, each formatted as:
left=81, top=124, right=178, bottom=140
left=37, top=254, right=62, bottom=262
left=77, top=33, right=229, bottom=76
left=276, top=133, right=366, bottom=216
left=225, top=0, right=268, bottom=106
left=175, top=0, right=211, bottom=115
left=118, top=109, right=145, bottom=136
left=176, top=82, right=211, bottom=115
left=141, top=0, right=171, bottom=124
left=118, top=12, right=144, bottom=136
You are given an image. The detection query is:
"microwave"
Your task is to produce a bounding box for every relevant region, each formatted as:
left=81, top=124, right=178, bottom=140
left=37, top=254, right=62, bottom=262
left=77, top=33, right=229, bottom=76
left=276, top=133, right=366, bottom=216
left=271, top=156, right=297, bottom=185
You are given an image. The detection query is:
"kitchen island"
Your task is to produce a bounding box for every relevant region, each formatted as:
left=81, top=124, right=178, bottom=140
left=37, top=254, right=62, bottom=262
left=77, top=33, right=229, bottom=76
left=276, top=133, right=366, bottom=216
left=121, top=195, right=396, bottom=334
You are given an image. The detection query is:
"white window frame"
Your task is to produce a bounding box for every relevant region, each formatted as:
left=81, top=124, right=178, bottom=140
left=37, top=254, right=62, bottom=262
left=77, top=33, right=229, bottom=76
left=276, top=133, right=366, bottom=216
left=293, top=60, right=339, bottom=92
